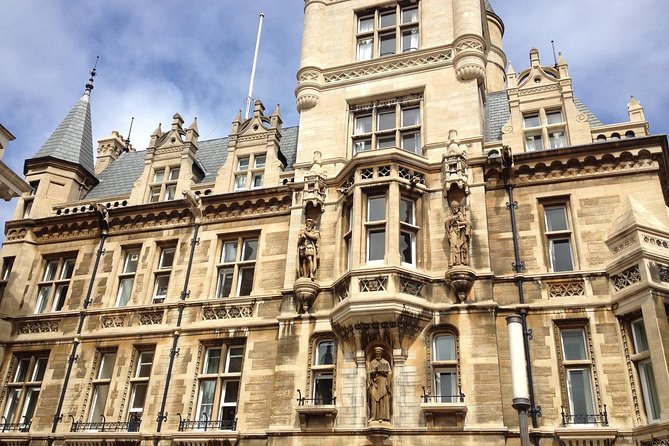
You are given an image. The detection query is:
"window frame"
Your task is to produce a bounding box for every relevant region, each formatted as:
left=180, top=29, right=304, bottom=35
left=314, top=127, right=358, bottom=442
left=351, top=99, right=422, bottom=155
left=311, top=339, right=336, bottom=405
left=2, top=353, right=48, bottom=430
left=152, top=245, right=176, bottom=304
left=88, top=351, right=117, bottom=424
left=34, top=256, right=76, bottom=314
left=215, top=237, right=258, bottom=298
left=399, top=197, right=418, bottom=267
left=115, top=248, right=141, bottom=307
left=523, top=108, right=568, bottom=152
left=629, top=318, right=661, bottom=422
left=234, top=153, right=266, bottom=191
left=355, top=4, right=419, bottom=61
left=365, top=194, right=387, bottom=264
left=541, top=201, right=576, bottom=272
left=127, top=349, right=154, bottom=424
left=195, top=344, right=245, bottom=430
left=431, top=332, right=461, bottom=403
left=149, top=166, right=180, bottom=202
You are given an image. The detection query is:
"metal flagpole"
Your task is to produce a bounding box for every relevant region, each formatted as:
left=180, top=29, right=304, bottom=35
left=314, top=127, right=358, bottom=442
left=245, top=12, right=265, bottom=119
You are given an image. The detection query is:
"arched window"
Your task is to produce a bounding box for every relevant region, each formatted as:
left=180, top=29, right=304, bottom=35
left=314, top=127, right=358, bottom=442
left=311, top=339, right=335, bottom=405
left=625, top=130, right=635, bottom=138
left=431, top=333, right=461, bottom=403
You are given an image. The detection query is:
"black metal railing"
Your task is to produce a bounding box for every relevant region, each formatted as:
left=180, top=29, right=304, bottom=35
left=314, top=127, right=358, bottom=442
left=421, top=386, right=465, bottom=403
left=177, top=413, right=236, bottom=431
left=296, top=389, right=336, bottom=406
left=69, top=414, right=142, bottom=432
left=0, top=416, right=30, bottom=432
left=561, top=405, right=608, bottom=426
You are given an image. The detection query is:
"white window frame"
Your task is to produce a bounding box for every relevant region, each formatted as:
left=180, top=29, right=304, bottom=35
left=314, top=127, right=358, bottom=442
left=2, top=354, right=48, bottom=429
left=351, top=100, right=422, bottom=155
left=400, top=197, right=418, bottom=267
left=366, top=194, right=387, bottom=264
left=215, top=237, right=258, bottom=298
left=34, top=256, right=76, bottom=314
left=115, top=249, right=140, bottom=307
left=630, top=318, right=661, bottom=422
left=152, top=246, right=175, bottom=303
left=149, top=166, right=180, bottom=202
left=355, top=4, right=419, bottom=61
left=523, top=108, right=568, bottom=152
left=127, top=350, right=154, bottom=423
left=543, top=203, right=575, bottom=272
left=234, top=153, right=266, bottom=191
left=89, top=351, right=117, bottom=424
left=432, top=333, right=460, bottom=403
left=559, top=327, right=597, bottom=424
left=311, top=340, right=335, bottom=405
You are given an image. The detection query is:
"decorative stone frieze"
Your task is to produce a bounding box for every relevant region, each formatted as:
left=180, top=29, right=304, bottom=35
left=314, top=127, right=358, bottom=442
left=547, top=280, right=585, bottom=298
left=610, top=265, right=641, bottom=292
left=202, top=304, right=254, bottom=320
left=399, top=276, right=424, bottom=297
left=138, top=310, right=164, bottom=325
left=101, top=315, right=125, bottom=328
left=359, top=276, right=387, bottom=292
left=18, top=320, right=60, bottom=334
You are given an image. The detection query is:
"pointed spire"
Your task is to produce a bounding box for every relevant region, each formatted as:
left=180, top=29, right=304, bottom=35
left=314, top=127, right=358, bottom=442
left=26, top=60, right=98, bottom=177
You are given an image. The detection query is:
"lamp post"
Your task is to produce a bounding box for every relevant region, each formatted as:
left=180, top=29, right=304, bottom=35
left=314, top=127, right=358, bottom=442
left=507, top=314, right=531, bottom=446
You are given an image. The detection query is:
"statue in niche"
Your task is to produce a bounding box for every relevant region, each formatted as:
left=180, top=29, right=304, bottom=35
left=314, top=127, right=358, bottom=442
left=445, top=200, right=472, bottom=267
left=297, top=218, right=320, bottom=279
left=367, top=347, right=392, bottom=423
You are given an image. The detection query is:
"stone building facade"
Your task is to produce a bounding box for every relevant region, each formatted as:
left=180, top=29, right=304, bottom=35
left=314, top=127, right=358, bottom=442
left=1, top=1, right=668, bottom=446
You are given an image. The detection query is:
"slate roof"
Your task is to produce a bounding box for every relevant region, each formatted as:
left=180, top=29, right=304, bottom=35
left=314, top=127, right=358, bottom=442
left=484, top=91, right=510, bottom=142
left=84, top=126, right=299, bottom=200
left=29, top=93, right=95, bottom=176
left=484, top=0, right=496, bottom=14
left=574, top=97, right=603, bottom=127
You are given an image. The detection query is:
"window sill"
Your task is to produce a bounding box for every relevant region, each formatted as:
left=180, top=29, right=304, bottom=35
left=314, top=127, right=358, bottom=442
left=295, top=405, right=337, bottom=430
left=555, top=426, right=618, bottom=446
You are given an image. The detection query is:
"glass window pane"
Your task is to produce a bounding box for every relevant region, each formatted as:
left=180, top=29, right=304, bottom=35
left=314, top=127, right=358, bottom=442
left=153, top=169, right=165, bottom=183
left=222, top=380, right=240, bottom=403
left=314, top=373, right=333, bottom=404
left=402, top=28, right=419, bottom=52
left=402, top=7, right=418, bottom=24
left=523, top=115, right=540, bottom=128
left=316, top=341, right=335, bottom=365
left=130, top=383, right=147, bottom=410
left=98, top=353, right=116, bottom=379
left=90, top=384, right=109, bottom=422
left=237, top=158, right=249, bottom=171
left=153, top=275, right=169, bottom=300
left=357, top=38, right=373, bottom=61
left=14, top=359, right=30, bottom=382
left=640, top=360, right=661, bottom=420
left=434, top=335, right=456, bottom=361
left=358, top=16, right=373, bottom=33
left=137, top=352, right=154, bottom=377
left=354, top=115, right=372, bottom=134
left=545, top=206, right=568, bottom=231
left=377, top=110, right=396, bottom=131
left=354, top=139, right=372, bottom=153
left=546, top=110, right=564, bottom=124
left=567, top=369, right=594, bottom=420
left=562, top=330, right=587, bottom=360
left=632, top=320, right=649, bottom=353
left=43, top=261, right=58, bottom=281
left=550, top=239, right=573, bottom=271
left=401, top=107, right=419, bottom=127
left=160, top=248, right=175, bottom=269
left=61, top=259, right=76, bottom=279
left=227, top=347, right=244, bottom=373
left=400, top=199, right=415, bottom=224
left=435, top=370, right=457, bottom=402
left=254, top=155, right=266, bottom=168
left=164, top=185, right=176, bottom=201
left=220, top=406, right=236, bottom=426
left=252, top=173, right=263, bottom=188
left=377, top=135, right=396, bottom=148
left=116, top=278, right=134, bottom=306
left=32, top=357, right=48, bottom=381
left=3, top=389, right=20, bottom=421
left=35, top=285, right=52, bottom=313
left=222, top=242, right=237, bottom=263
left=217, top=268, right=234, bottom=298
left=197, top=380, right=216, bottom=420
left=368, top=196, right=386, bottom=222
left=379, top=11, right=396, bottom=28
left=401, top=132, right=420, bottom=153
left=549, top=131, right=567, bottom=149
left=204, top=348, right=221, bottom=374
left=19, top=390, right=37, bottom=423
left=168, top=168, right=180, bottom=181
left=242, top=239, right=258, bottom=261
left=124, top=252, right=139, bottom=274
left=525, top=134, right=543, bottom=151
left=400, top=231, right=414, bottom=265
left=149, top=187, right=161, bottom=203
left=234, top=175, right=247, bottom=190
left=379, top=34, right=396, bottom=56
left=52, top=284, right=68, bottom=311
left=238, top=267, right=255, bottom=296
left=368, top=229, right=386, bottom=262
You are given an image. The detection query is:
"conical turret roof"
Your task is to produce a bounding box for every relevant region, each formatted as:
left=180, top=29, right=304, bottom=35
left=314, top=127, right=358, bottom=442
left=27, top=91, right=95, bottom=177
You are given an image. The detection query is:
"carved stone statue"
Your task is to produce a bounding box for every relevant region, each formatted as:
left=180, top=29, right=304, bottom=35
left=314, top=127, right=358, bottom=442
left=445, top=201, right=472, bottom=267
left=298, top=219, right=320, bottom=279
left=367, top=347, right=392, bottom=423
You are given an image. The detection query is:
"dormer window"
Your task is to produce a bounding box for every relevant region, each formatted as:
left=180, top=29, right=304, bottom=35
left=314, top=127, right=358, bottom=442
left=149, top=166, right=180, bottom=202
left=356, top=5, right=419, bottom=61
left=234, top=154, right=266, bottom=191
left=523, top=109, right=568, bottom=152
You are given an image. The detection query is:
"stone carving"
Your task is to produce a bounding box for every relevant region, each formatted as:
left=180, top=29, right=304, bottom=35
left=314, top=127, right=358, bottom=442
left=298, top=219, right=320, bottom=280
left=399, top=276, right=424, bottom=297
left=202, top=305, right=253, bottom=320
left=548, top=281, right=585, bottom=298
left=611, top=265, right=641, bottom=292
left=102, top=315, right=125, bottom=328
left=360, top=276, right=387, bottom=292
left=445, top=201, right=472, bottom=267
left=368, top=347, right=392, bottom=423
left=19, top=320, right=60, bottom=334
left=139, top=311, right=164, bottom=325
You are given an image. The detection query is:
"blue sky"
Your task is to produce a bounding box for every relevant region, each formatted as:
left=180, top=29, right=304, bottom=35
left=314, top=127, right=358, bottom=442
left=0, top=0, right=667, bottom=233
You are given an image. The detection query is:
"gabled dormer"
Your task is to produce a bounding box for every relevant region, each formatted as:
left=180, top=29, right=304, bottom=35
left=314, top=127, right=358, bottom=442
left=503, top=49, right=594, bottom=153
left=19, top=74, right=99, bottom=220
left=214, top=100, right=286, bottom=194
left=128, top=113, right=203, bottom=205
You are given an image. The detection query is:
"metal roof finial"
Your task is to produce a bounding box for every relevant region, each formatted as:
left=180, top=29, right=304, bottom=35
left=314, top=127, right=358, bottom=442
left=85, top=56, right=100, bottom=94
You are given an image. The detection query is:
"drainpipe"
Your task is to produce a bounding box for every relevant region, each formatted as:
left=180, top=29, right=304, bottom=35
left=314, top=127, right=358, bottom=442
left=51, top=206, right=109, bottom=433
left=155, top=214, right=200, bottom=444
left=501, top=147, right=541, bottom=446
